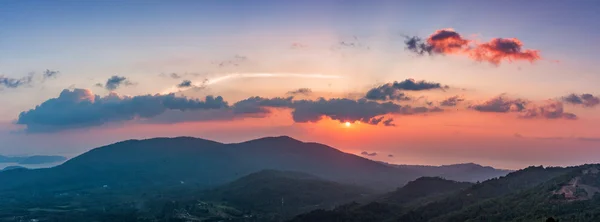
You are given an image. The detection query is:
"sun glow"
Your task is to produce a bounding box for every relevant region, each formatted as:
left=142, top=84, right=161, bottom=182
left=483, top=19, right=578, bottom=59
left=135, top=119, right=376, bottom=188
left=344, top=122, right=352, bottom=127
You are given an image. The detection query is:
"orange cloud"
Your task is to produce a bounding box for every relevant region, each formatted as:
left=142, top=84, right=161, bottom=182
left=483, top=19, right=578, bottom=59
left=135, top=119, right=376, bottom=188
left=406, top=29, right=542, bottom=65
left=426, top=29, right=471, bottom=54
left=470, top=38, right=541, bottom=65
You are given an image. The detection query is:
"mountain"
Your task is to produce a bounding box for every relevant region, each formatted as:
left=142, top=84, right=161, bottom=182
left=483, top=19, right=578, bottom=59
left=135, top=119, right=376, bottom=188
left=291, top=165, right=578, bottom=222
left=0, top=136, right=422, bottom=196
left=385, top=162, right=512, bottom=183
left=0, top=155, right=66, bottom=164
left=290, top=177, right=472, bottom=222
left=435, top=164, right=600, bottom=222
left=381, top=177, right=472, bottom=205
left=206, top=170, right=370, bottom=213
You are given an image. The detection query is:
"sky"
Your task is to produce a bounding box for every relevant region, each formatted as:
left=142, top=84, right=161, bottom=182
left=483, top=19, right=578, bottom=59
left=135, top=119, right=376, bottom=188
left=1, top=0, right=600, bottom=169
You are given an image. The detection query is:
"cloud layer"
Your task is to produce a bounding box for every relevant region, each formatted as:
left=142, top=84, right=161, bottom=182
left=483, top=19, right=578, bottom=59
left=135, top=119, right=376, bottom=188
left=17, top=89, right=228, bottom=132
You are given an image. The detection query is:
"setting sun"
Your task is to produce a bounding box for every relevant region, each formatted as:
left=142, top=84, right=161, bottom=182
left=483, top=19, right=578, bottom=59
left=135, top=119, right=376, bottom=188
left=344, top=122, right=351, bottom=127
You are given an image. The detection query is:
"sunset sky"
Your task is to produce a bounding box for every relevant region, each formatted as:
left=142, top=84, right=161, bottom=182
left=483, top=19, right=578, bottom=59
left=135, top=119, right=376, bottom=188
left=1, top=1, right=599, bottom=169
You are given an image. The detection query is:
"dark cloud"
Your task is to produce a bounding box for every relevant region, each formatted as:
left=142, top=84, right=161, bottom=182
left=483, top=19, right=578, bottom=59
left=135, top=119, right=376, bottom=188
left=361, top=151, right=377, bottom=157
left=94, top=83, right=103, bottom=88
left=405, top=29, right=541, bottom=65
left=562, top=93, right=600, bottom=107
left=177, top=80, right=192, bottom=88
left=104, top=76, right=134, bottom=91
left=388, top=154, right=394, bottom=158
left=170, top=73, right=182, bottom=79
left=231, top=96, right=442, bottom=127
left=405, top=36, right=432, bottom=56
left=382, top=118, right=396, bottom=126
left=0, top=74, right=34, bottom=89
left=232, top=96, right=294, bottom=115
left=520, top=100, right=577, bottom=120
left=470, top=95, right=528, bottom=113
left=18, top=87, right=448, bottom=132
left=42, top=69, right=60, bottom=79
left=291, top=98, right=399, bottom=125
left=440, top=96, right=465, bottom=107
left=16, top=88, right=228, bottom=133
left=472, top=96, right=577, bottom=120
left=287, top=88, right=312, bottom=96
left=365, top=79, right=447, bottom=101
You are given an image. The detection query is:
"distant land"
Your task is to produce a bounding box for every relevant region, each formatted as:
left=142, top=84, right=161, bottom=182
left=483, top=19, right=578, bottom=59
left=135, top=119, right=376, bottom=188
left=0, top=155, right=67, bottom=165
left=0, top=165, right=26, bottom=171
left=382, top=162, right=513, bottom=183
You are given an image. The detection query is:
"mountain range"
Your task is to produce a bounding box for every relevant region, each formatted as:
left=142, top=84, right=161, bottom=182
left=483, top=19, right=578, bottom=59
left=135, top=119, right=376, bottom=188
left=0, top=155, right=66, bottom=165
left=0, top=136, right=593, bottom=221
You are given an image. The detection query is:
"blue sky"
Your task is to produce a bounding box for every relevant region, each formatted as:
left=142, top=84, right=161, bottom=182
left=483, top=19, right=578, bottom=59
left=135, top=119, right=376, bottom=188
left=1, top=1, right=599, bottom=169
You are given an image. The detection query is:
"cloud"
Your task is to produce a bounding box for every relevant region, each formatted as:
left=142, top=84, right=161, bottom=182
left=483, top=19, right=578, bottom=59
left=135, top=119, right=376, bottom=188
left=333, top=36, right=370, bottom=51
left=213, top=55, right=248, bottom=68
left=470, top=38, right=541, bottom=65
left=0, top=74, right=34, bottom=89
left=232, top=96, right=294, bottom=115
left=291, top=43, right=308, bottom=49
left=388, top=154, right=394, bottom=158
left=472, top=96, right=577, bottom=120
left=439, top=96, right=465, bottom=107
left=382, top=118, right=396, bottom=126
left=562, top=93, right=600, bottom=107
left=177, top=80, right=192, bottom=88
left=42, top=69, right=60, bottom=80
left=405, top=28, right=541, bottom=65
left=361, top=151, right=377, bottom=157
left=231, top=96, right=442, bottom=127
left=470, top=95, right=528, bottom=113
left=104, top=76, right=134, bottom=91
left=287, top=88, right=313, bottom=96
left=18, top=86, right=447, bottom=132
left=365, top=79, right=447, bottom=101
left=405, top=29, right=470, bottom=55
left=16, top=88, right=228, bottom=133
left=170, top=73, right=182, bottom=79
left=520, top=100, right=577, bottom=120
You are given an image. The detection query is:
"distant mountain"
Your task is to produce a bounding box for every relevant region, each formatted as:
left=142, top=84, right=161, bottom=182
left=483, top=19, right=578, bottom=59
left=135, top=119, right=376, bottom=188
left=384, top=162, right=512, bottom=183
left=0, top=136, right=421, bottom=194
left=0, top=166, right=26, bottom=171
left=0, top=155, right=66, bottom=165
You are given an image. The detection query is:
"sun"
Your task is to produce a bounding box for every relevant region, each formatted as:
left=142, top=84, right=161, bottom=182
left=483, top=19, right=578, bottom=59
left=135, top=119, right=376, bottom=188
left=344, top=122, right=352, bottom=127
